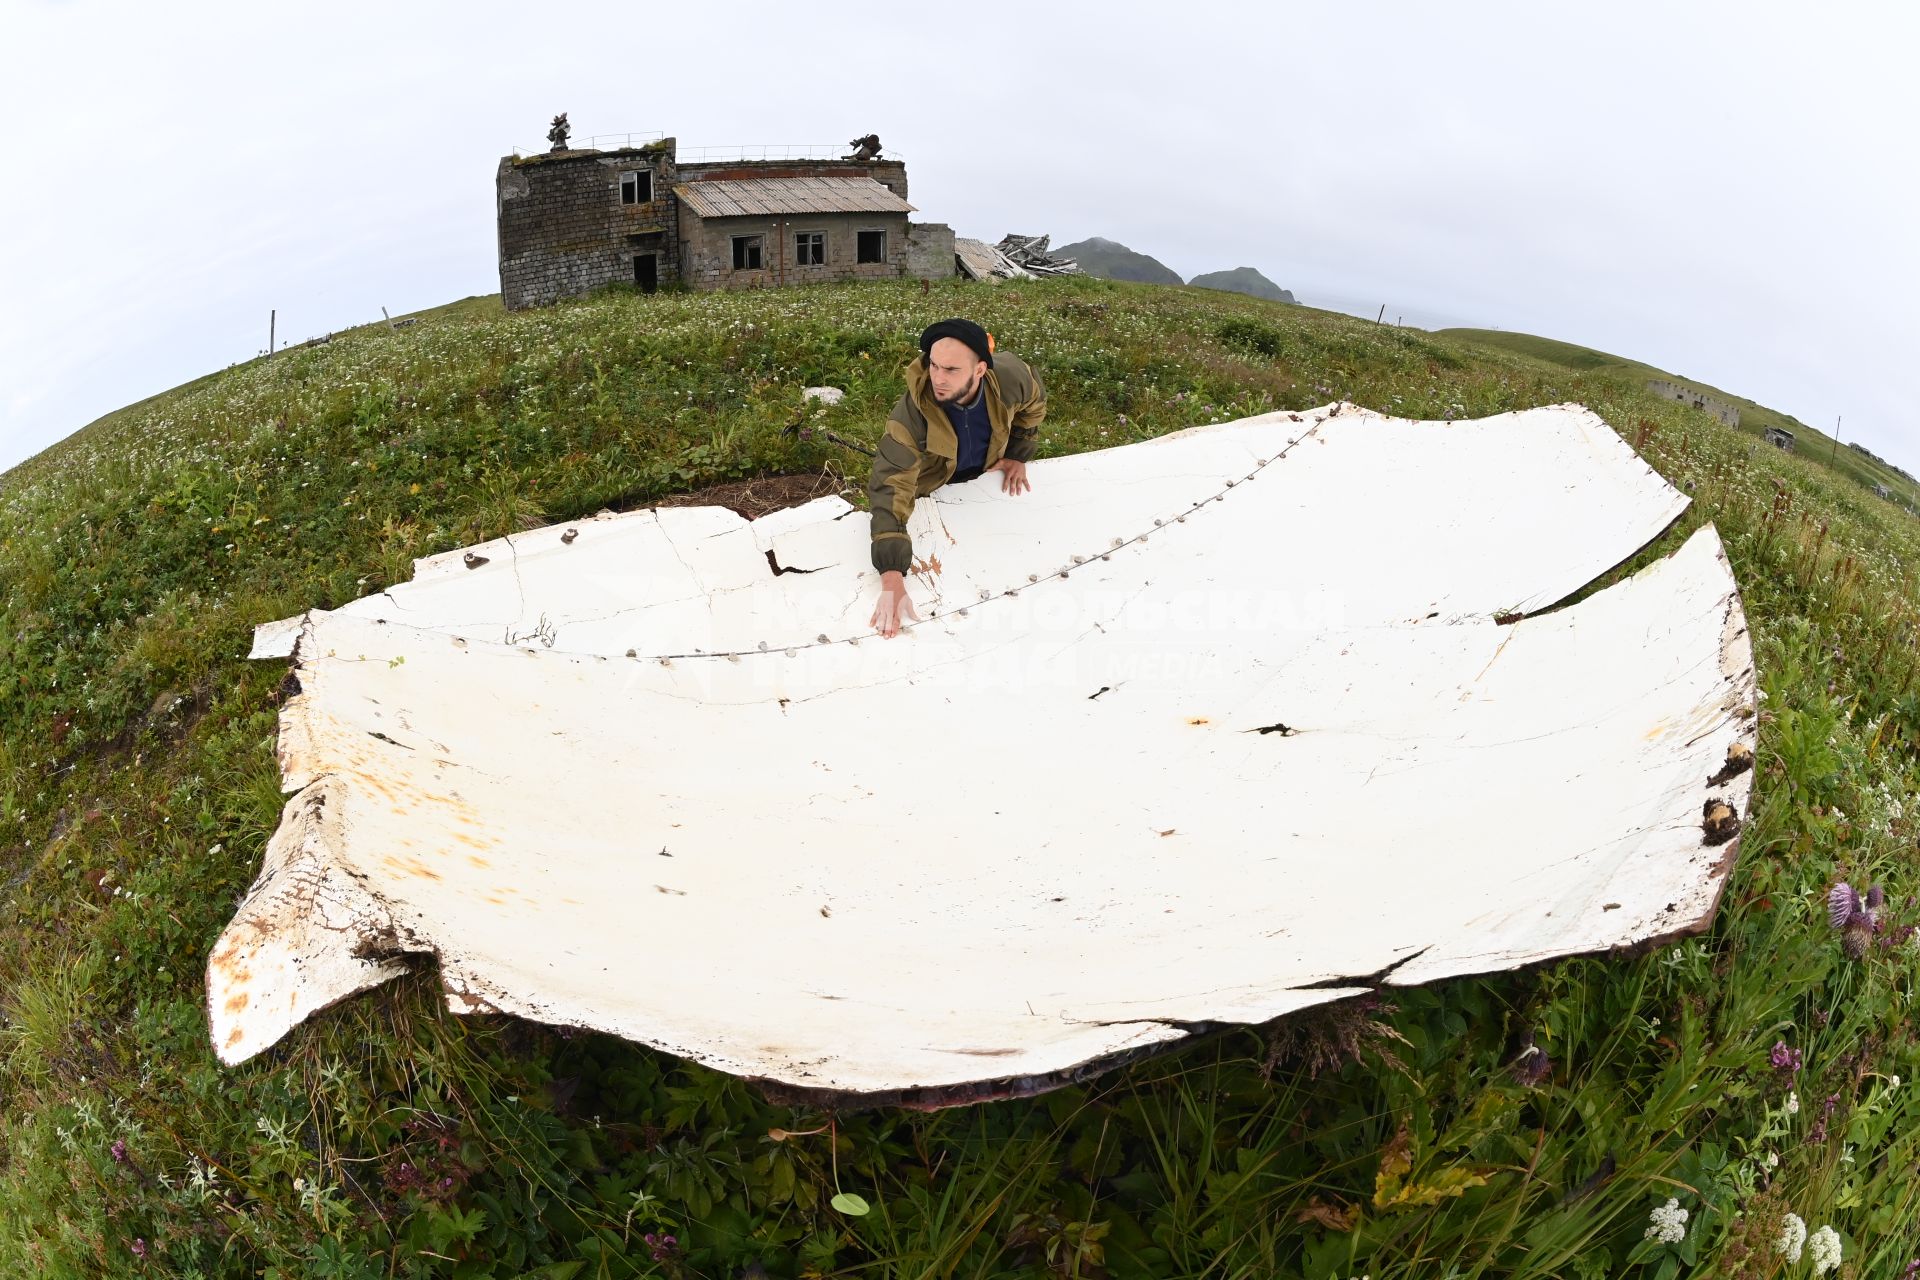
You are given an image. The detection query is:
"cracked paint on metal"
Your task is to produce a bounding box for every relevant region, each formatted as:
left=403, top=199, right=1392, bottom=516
left=213, top=403, right=1755, bottom=1106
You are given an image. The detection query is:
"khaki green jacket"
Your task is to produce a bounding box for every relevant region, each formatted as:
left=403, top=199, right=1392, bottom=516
left=867, top=353, right=1047, bottom=574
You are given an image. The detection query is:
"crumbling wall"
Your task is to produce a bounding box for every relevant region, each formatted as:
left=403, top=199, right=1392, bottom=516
left=1646, top=378, right=1740, bottom=428
left=904, top=222, right=956, bottom=280
left=496, top=141, right=680, bottom=310
left=677, top=157, right=908, bottom=202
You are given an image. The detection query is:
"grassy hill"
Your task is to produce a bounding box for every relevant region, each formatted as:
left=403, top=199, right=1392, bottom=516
left=4, top=277, right=1920, bottom=1277
left=1442, top=327, right=1920, bottom=510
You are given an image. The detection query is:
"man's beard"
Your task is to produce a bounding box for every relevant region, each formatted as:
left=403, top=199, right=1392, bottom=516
left=934, top=370, right=981, bottom=406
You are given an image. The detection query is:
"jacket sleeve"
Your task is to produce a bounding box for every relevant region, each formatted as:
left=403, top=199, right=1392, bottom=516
left=867, top=400, right=922, bottom=575
left=1004, top=364, right=1047, bottom=463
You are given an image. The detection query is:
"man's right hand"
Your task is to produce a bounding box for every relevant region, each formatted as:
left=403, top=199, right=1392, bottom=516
left=870, top=570, right=921, bottom=638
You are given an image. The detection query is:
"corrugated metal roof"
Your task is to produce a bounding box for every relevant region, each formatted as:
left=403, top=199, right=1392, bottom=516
left=674, top=175, right=914, bottom=219
left=954, top=237, right=1034, bottom=281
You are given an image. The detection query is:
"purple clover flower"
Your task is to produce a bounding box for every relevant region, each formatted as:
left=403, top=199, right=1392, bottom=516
left=110, top=1138, right=128, bottom=1164
left=1770, top=1041, right=1803, bottom=1073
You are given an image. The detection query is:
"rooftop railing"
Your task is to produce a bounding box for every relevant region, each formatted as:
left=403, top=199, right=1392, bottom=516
left=510, top=135, right=895, bottom=162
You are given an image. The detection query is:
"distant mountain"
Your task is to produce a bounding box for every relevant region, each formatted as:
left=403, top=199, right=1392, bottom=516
left=1188, top=267, right=1297, bottom=305
left=1053, top=237, right=1183, bottom=285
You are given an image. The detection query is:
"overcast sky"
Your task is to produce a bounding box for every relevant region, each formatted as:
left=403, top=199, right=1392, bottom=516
left=4, top=0, right=1915, bottom=474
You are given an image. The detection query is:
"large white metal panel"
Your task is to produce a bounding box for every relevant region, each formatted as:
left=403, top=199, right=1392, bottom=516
left=213, top=404, right=1753, bottom=1105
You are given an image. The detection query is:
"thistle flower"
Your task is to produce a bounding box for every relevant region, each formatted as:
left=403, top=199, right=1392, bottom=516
left=1829, top=881, right=1882, bottom=958
left=1512, top=1040, right=1551, bottom=1087
left=1829, top=881, right=1877, bottom=928
left=1776, top=1212, right=1806, bottom=1264
left=1644, top=1196, right=1688, bottom=1244
left=1809, top=1223, right=1842, bottom=1274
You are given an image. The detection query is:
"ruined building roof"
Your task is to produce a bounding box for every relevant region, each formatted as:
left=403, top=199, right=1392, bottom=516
left=673, top=175, right=915, bottom=219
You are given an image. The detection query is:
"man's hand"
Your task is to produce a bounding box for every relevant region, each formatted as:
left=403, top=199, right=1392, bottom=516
left=988, top=458, right=1030, bottom=495
left=870, top=570, right=921, bottom=639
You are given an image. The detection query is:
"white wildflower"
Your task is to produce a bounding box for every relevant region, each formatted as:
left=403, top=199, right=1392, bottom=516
left=1893, top=1074, right=1902, bottom=1089
left=1808, top=1224, right=1842, bottom=1274
left=1644, top=1196, right=1688, bottom=1244
left=1765, top=1150, right=1779, bottom=1169
left=1776, top=1212, right=1806, bottom=1264
left=1786, top=1090, right=1800, bottom=1115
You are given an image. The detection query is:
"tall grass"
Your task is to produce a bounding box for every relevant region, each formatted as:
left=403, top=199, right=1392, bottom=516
left=0, top=277, right=1915, bottom=1277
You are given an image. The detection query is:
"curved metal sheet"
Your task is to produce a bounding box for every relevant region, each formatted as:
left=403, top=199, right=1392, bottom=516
left=212, top=404, right=1753, bottom=1104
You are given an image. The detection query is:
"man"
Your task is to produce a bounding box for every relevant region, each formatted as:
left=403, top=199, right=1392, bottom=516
left=867, top=318, right=1047, bottom=637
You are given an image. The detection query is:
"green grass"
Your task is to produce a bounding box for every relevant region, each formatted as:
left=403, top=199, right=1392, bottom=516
left=3, top=276, right=1920, bottom=1277
left=1442, top=326, right=1920, bottom=512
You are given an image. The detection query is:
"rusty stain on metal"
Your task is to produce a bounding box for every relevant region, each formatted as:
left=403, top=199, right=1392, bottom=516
left=214, top=403, right=1755, bottom=1106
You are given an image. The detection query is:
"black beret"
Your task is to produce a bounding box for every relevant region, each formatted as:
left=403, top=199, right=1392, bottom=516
left=918, top=318, right=993, bottom=369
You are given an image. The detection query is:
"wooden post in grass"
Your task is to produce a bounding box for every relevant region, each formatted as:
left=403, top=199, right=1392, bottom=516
left=382, top=307, right=397, bottom=331
left=1374, top=304, right=1385, bottom=325
left=1831, top=416, right=1841, bottom=468
left=268, top=309, right=275, bottom=358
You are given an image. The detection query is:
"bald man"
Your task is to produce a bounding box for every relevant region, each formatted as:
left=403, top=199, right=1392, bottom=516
left=867, top=318, right=1047, bottom=637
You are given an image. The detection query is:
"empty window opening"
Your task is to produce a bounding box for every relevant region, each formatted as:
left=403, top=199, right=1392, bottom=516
left=732, top=235, right=764, bottom=270
left=620, top=170, right=653, bottom=204
left=857, top=229, right=886, bottom=264
left=796, top=232, right=826, bottom=266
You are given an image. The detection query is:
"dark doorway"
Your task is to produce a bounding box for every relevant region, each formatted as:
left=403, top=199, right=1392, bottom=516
left=633, top=254, right=658, bottom=293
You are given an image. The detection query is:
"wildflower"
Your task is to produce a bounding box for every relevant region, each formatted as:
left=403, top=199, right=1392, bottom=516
left=1786, top=1090, right=1800, bottom=1115
left=1776, top=1212, right=1806, bottom=1263
left=130, top=1238, right=149, bottom=1260
left=1766, top=1150, right=1779, bottom=1169
left=1893, top=1074, right=1903, bottom=1089
left=1829, top=881, right=1882, bottom=958
left=1770, top=1041, right=1803, bottom=1072
left=1808, top=1224, right=1842, bottom=1274
left=110, top=1138, right=128, bottom=1164
left=1644, top=1196, right=1688, bottom=1244
left=643, top=1232, right=682, bottom=1263
left=1512, top=1040, right=1551, bottom=1087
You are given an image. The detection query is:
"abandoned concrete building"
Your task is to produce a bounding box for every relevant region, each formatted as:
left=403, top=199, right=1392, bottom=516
left=1646, top=379, right=1741, bottom=429
left=1763, top=426, right=1796, bottom=451
left=496, top=136, right=956, bottom=309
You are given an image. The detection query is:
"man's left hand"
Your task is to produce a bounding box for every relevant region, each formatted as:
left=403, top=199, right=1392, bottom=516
left=988, top=459, right=1030, bottom=495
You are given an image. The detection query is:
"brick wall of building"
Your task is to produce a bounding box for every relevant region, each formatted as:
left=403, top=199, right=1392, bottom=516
left=497, top=141, right=950, bottom=306
left=676, top=157, right=908, bottom=202
left=678, top=211, right=917, bottom=291
left=903, top=222, right=955, bottom=279
left=497, top=141, right=680, bottom=310
left=1646, top=378, right=1740, bottom=428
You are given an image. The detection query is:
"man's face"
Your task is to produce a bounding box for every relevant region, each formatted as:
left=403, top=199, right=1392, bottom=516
left=928, top=337, right=986, bottom=405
